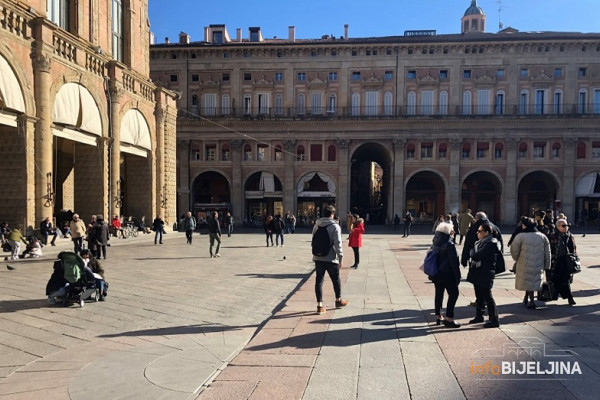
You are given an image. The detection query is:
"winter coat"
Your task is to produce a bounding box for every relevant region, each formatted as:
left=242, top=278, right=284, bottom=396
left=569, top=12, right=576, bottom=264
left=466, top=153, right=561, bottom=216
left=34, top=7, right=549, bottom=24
left=184, top=216, right=196, bottom=231
left=510, top=231, right=550, bottom=291
left=348, top=221, right=364, bottom=248
left=272, top=217, right=285, bottom=233
left=431, top=232, right=461, bottom=287
left=93, top=221, right=110, bottom=245
left=458, top=211, right=475, bottom=236
left=312, top=217, right=343, bottom=264
left=466, top=234, right=499, bottom=289
left=70, top=219, right=87, bottom=239
left=152, top=218, right=165, bottom=232
left=461, top=219, right=503, bottom=267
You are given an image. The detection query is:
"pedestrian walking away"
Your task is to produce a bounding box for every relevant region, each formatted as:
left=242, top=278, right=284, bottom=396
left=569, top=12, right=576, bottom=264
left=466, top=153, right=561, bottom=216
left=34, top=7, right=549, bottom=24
left=183, top=211, right=196, bottom=244
left=152, top=215, right=165, bottom=244
left=348, top=217, right=364, bottom=268
left=92, top=215, right=110, bottom=260
left=312, top=205, right=349, bottom=314
left=403, top=210, right=413, bottom=237
left=264, top=215, right=274, bottom=247
left=273, top=214, right=285, bottom=247
left=70, top=213, right=87, bottom=254
left=430, top=222, right=461, bottom=328
left=207, top=211, right=222, bottom=257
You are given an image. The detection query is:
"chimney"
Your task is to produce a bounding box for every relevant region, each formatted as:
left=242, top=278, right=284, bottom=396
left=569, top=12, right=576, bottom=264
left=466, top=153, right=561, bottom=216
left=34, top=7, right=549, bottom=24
left=204, top=26, right=209, bottom=42
left=344, top=24, right=349, bottom=40
left=289, top=26, right=295, bottom=42
left=236, top=28, right=242, bottom=42
left=179, top=31, right=190, bottom=44
left=164, top=37, right=170, bottom=44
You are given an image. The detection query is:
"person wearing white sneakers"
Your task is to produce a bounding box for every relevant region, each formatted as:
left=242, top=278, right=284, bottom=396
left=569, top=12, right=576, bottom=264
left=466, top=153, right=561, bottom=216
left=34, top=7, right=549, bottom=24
left=311, top=205, right=349, bottom=314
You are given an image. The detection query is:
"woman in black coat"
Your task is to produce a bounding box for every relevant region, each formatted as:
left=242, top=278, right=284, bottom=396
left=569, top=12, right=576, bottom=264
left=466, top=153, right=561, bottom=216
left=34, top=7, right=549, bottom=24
left=467, top=222, right=500, bottom=328
left=548, top=218, right=577, bottom=305
left=431, top=222, right=461, bottom=328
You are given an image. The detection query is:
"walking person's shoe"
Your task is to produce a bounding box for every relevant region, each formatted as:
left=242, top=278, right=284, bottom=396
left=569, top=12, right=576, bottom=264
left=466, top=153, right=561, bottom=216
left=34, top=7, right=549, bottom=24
left=335, top=299, right=349, bottom=308
left=317, top=305, right=326, bottom=314
left=483, top=319, right=500, bottom=328
left=568, top=297, right=576, bottom=305
left=469, top=316, right=484, bottom=324
left=215, top=253, right=220, bottom=257
left=443, top=320, right=461, bottom=329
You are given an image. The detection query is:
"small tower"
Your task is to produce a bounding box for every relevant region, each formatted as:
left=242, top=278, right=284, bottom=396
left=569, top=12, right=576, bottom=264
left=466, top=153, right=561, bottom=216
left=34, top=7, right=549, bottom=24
left=461, top=0, right=486, bottom=33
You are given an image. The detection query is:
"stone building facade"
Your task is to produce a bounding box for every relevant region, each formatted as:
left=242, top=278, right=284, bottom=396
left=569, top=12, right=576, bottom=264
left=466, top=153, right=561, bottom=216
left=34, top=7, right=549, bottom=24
left=150, top=2, right=600, bottom=226
left=0, top=0, right=177, bottom=233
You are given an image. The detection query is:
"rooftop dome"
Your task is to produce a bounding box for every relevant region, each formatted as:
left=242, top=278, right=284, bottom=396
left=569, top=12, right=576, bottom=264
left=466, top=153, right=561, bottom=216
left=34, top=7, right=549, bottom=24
left=464, top=0, right=484, bottom=16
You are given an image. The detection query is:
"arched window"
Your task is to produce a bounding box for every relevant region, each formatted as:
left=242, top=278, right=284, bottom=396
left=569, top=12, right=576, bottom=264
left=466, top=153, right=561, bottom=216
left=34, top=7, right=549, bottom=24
left=407, top=91, right=416, bottom=115
left=518, top=142, right=528, bottom=159
left=462, top=143, right=471, bottom=159
left=495, top=91, right=505, bottom=115
left=520, top=90, right=529, bottom=114
left=243, top=144, right=252, bottom=161
left=297, top=145, right=305, bottom=161
left=384, top=91, right=393, bottom=116
left=438, top=142, right=447, bottom=159
left=191, top=142, right=201, bottom=160
left=406, top=143, right=415, bottom=159
left=274, top=144, right=283, bottom=161
left=552, top=142, right=561, bottom=158
left=439, top=91, right=448, bottom=115
left=578, top=89, right=587, bottom=114
left=577, top=142, right=586, bottom=159
left=296, top=93, right=306, bottom=115
left=221, top=143, right=230, bottom=161
left=494, top=143, right=504, bottom=159
left=328, top=145, right=336, bottom=161
left=351, top=93, right=360, bottom=116
left=462, top=91, right=472, bottom=115
left=553, top=90, right=562, bottom=114
left=192, top=94, right=198, bottom=106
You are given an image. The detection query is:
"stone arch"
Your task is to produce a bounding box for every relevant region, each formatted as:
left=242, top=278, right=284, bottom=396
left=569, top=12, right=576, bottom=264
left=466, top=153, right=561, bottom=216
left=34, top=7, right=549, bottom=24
left=517, top=170, right=560, bottom=218
left=461, top=170, right=504, bottom=222
left=405, top=169, right=447, bottom=223
left=0, top=50, right=33, bottom=116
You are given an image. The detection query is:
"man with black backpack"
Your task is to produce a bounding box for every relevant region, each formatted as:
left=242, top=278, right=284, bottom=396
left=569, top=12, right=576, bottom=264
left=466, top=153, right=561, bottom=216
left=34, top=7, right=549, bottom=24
left=311, top=205, right=349, bottom=314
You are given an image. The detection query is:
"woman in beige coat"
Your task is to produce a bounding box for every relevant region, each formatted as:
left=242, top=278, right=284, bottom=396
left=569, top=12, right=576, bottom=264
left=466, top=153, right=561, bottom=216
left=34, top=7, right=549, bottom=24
left=510, top=217, right=551, bottom=309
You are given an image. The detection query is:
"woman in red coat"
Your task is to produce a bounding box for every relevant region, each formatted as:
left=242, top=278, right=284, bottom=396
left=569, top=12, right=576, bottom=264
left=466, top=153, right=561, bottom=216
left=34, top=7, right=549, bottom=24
left=348, top=217, right=365, bottom=269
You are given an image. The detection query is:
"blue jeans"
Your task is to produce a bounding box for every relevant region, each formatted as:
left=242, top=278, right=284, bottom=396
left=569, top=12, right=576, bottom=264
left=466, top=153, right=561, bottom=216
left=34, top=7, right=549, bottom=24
left=227, top=224, right=233, bottom=237
left=154, top=230, right=163, bottom=244
left=276, top=232, right=284, bottom=246
left=42, top=230, right=57, bottom=245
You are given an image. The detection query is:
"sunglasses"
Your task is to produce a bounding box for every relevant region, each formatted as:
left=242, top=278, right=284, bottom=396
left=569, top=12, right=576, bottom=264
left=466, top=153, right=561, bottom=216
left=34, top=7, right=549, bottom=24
left=557, top=224, right=568, bottom=227
left=477, top=229, right=485, bottom=233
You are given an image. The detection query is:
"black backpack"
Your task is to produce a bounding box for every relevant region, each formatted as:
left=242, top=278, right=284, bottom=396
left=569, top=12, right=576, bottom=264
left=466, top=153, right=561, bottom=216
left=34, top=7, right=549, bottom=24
left=312, top=226, right=332, bottom=256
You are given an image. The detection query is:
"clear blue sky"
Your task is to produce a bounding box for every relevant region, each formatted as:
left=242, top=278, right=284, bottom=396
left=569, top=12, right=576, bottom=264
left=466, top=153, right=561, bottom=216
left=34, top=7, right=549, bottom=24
left=148, top=0, right=600, bottom=44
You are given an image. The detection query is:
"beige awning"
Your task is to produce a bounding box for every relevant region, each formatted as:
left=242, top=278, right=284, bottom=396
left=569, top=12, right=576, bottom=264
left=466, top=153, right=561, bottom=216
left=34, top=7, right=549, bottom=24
left=120, top=109, right=151, bottom=151
left=0, top=110, right=17, bottom=127
left=120, top=143, right=148, bottom=158
left=52, top=126, right=98, bottom=146
left=52, top=83, right=102, bottom=136
left=0, top=55, right=25, bottom=113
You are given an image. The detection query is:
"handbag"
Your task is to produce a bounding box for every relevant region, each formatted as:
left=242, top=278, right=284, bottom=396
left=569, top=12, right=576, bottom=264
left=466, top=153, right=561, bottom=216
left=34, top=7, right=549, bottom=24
left=538, top=282, right=555, bottom=302
left=566, top=254, right=581, bottom=274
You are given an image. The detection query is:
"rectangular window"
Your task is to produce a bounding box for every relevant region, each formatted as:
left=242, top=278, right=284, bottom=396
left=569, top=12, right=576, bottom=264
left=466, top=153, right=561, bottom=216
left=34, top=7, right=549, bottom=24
left=554, top=68, right=563, bottom=78
left=384, top=71, right=393, bottom=80
left=203, top=93, right=217, bottom=116
left=111, top=0, right=123, bottom=61
left=592, top=143, right=600, bottom=159
left=310, top=144, right=322, bottom=162
left=552, top=147, right=560, bottom=158
left=328, top=72, right=338, bottom=81
left=257, top=93, right=269, bottom=115
left=463, top=70, right=471, bottom=79
left=257, top=145, right=268, bottom=161
left=212, top=31, right=223, bottom=44
left=578, top=68, right=587, bottom=77
left=495, top=148, right=503, bottom=159
left=243, top=95, right=251, bottom=115
left=222, top=148, right=230, bottom=161
left=554, top=92, right=562, bottom=114
left=244, top=73, right=252, bottom=81
left=520, top=92, right=528, bottom=114
left=365, top=91, right=378, bottom=116
left=275, top=147, right=283, bottom=162
left=535, top=89, right=546, bottom=115
left=496, top=69, right=505, bottom=78
left=310, top=92, right=323, bottom=115
left=462, top=149, right=470, bottom=159
left=352, top=71, right=361, bottom=81
left=578, top=91, right=587, bottom=114
left=477, top=149, right=485, bottom=159
left=191, top=74, right=199, bottom=82
left=170, top=74, right=178, bottom=82
left=421, top=90, right=434, bottom=115
left=407, top=70, right=416, bottom=79
left=275, top=72, right=284, bottom=82
left=421, top=144, right=433, bottom=159
left=533, top=143, right=545, bottom=159
left=495, top=93, right=504, bottom=115
left=274, top=94, right=283, bottom=115
left=439, top=70, right=448, bottom=79
left=222, top=73, right=230, bottom=81
left=48, top=0, right=71, bottom=30
left=594, top=89, right=600, bottom=114
left=477, top=90, right=490, bottom=115
left=205, top=145, right=216, bottom=161
left=297, top=72, right=306, bottom=81
left=521, top=68, right=528, bottom=77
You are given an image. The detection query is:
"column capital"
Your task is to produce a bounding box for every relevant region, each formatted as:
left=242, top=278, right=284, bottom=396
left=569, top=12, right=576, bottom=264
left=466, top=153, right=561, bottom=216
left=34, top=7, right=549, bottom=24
left=335, top=138, right=349, bottom=150
left=230, top=139, right=243, bottom=150
left=283, top=139, right=296, bottom=152
left=30, top=52, right=51, bottom=72
left=392, top=137, right=406, bottom=149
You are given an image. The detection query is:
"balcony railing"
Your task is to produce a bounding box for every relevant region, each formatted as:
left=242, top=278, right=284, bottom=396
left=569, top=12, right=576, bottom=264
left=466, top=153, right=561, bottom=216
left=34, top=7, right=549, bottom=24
left=179, top=103, right=600, bottom=120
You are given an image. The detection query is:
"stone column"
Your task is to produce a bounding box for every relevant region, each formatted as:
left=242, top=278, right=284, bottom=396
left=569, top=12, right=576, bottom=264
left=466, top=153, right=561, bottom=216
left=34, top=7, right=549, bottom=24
left=230, top=139, right=243, bottom=221
left=155, top=107, right=165, bottom=222
left=562, top=137, right=577, bottom=219
left=283, top=139, right=297, bottom=215
left=21, top=116, right=37, bottom=230
left=336, top=139, right=349, bottom=215
left=31, top=48, right=53, bottom=224
left=177, top=140, right=190, bottom=215
left=392, top=138, right=405, bottom=219
left=448, top=136, right=462, bottom=214
left=108, top=84, right=124, bottom=219
left=504, top=137, right=519, bottom=224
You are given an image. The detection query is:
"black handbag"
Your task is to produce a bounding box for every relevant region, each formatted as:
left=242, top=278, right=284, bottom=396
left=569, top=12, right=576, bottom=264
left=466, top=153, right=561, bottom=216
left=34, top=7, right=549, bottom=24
left=538, top=282, right=555, bottom=302
left=566, top=254, right=581, bottom=274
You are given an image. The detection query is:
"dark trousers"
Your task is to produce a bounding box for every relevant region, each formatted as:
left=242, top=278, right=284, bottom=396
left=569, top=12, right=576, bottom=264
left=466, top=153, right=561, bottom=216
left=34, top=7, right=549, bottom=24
left=403, top=223, right=411, bottom=236
left=186, top=230, right=193, bottom=244
left=227, top=224, right=233, bottom=237
left=72, top=237, right=83, bottom=253
left=314, top=261, right=342, bottom=302
left=96, top=245, right=107, bottom=259
left=209, top=233, right=221, bottom=256
left=42, top=231, right=57, bottom=245
left=154, top=230, right=163, bottom=244
left=434, top=282, right=459, bottom=318
left=352, top=247, right=360, bottom=267
left=474, top=285, right=498, bottom=320
left=265, top=233, right=273, bottom=246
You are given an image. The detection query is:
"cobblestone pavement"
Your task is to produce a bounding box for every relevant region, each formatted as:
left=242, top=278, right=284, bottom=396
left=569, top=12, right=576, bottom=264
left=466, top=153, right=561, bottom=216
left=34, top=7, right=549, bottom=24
left=0, top=227, right=599, bottom=399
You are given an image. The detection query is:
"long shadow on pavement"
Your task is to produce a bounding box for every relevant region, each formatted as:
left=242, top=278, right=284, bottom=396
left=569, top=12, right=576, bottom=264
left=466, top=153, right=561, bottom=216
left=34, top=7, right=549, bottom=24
left=98, top=323, right=260, bottom=338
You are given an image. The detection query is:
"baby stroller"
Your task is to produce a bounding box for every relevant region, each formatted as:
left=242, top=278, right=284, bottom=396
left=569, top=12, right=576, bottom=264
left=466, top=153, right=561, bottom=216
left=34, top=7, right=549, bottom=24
left=46, top=252, right=99, bottom=307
